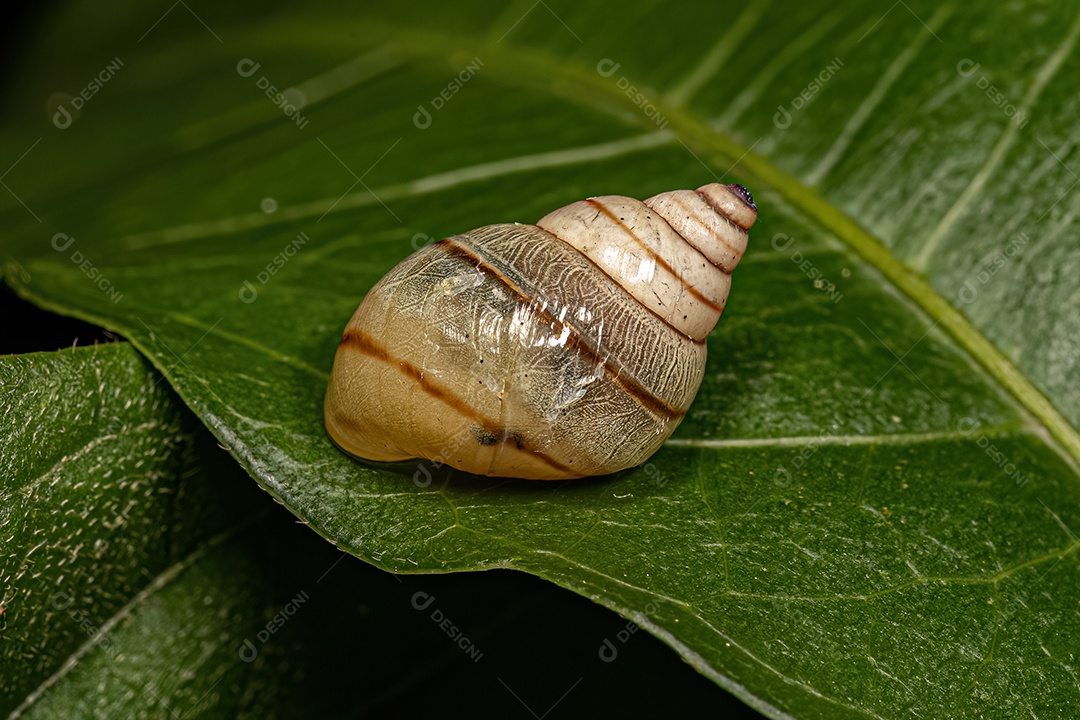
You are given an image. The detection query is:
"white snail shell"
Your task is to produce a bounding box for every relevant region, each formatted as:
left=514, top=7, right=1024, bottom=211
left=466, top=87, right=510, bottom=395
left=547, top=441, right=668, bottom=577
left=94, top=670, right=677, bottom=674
left=324, top=182, right=757, bottom=480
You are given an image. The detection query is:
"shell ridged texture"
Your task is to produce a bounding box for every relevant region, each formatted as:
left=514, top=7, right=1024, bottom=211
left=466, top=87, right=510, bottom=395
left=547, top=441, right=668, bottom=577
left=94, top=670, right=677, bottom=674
left=324, top=183, right=757, bottom=479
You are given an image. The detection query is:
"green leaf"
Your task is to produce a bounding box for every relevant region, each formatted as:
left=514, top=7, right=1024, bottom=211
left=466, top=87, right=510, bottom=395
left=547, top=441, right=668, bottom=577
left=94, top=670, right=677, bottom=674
left=0, top=343, right=751, bottom=717
left=4, top=2, right=1080, bottom=717
left=0, top=342, right=277, bottom=717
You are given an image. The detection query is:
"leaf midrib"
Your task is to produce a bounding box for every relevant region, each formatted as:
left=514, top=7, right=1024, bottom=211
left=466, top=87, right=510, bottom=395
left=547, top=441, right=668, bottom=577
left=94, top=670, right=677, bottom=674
left=11, top=15, right=1078, bottom=475
left=112, top=15, right=1080, bottom=473
left=350, top=20, right=1080, bottom=470
left=5, top=14, right=1077, bottom=720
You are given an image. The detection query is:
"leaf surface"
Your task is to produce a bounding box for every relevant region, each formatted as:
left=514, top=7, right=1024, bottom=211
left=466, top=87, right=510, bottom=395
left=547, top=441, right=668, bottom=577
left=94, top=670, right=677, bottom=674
left=0, top=343, right=284, bottom=717
left=2, top=343, right=738, bottom=717
left=4, top=2, right=1080, bottom=717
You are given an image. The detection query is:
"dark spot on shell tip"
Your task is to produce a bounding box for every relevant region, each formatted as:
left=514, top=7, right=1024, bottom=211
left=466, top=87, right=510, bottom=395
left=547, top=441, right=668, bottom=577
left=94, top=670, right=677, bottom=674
left=726, top=183, right=756, bottom=211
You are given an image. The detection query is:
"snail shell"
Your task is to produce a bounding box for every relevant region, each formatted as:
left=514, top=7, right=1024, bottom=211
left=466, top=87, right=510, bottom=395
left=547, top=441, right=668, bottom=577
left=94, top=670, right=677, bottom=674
left=324, top=182, right=756, bottom=480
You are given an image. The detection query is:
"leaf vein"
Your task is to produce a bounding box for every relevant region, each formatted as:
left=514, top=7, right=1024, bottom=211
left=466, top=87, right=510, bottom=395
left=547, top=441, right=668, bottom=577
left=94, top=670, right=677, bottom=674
left=804, top=4, right=955, bottom=187
left=914, top=6, right=1080, bottom=270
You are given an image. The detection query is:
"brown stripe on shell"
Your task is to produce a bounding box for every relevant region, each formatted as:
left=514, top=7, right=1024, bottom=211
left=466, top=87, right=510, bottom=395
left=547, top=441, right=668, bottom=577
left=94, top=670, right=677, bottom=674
left=696, top=184, right=757, bottom=231
left=584, top=198, right=725, bottom=312
left=527, top=223, right=708, bottom=344
left=438, top=238, right=689, bottom=420
left=337, top=328, right=580, bottom=476
left=660, top=194, right=744, bottom=274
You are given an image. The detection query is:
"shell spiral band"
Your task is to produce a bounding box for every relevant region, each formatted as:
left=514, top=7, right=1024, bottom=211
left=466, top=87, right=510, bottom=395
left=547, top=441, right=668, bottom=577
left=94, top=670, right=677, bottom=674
left=324, top=182, right=757, bottom=480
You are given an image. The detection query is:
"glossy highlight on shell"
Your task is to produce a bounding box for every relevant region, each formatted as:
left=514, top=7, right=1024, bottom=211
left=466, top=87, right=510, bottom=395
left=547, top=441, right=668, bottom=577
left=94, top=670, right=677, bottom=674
left=324, top=182, right=757, bottom=480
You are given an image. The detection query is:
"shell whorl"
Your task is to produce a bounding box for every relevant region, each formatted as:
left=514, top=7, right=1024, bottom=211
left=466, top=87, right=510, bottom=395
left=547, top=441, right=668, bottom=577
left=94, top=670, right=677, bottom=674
left=324, top=181, right=757, bottom=479
left=536, top=182, right=756, bottom=340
